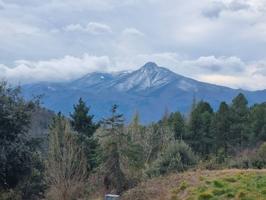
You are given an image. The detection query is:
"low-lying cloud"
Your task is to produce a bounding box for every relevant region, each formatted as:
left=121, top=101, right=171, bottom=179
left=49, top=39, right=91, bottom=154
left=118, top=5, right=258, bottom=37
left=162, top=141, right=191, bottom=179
left=0, top=54, right=111, bottom=84
left=1, top=53, right=266, bottom=91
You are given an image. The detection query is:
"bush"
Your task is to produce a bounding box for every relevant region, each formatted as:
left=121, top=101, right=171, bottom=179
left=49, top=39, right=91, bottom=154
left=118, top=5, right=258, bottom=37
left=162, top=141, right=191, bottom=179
left=0, top=189, right=21, bottom=200
left=146, top=141, right=197, bottom=177
left=228, top=146, right=266, bottom=169
left=228, top=149, right=256, bottom=169
left=257, top=142, right=266, bottom=163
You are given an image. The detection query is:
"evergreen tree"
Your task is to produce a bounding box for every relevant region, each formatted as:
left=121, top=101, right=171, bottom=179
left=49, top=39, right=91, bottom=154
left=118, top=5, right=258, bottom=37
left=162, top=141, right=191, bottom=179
left=167, top=112, right=186, bottom=140
left=249, top=103, right=266, bottom=143
left=0, top=83, right=33, bottom=188
left=211, top=102, right=231, bottom=157
left=128, top=111, right=142, bottom=142
left=0, top=82, right=44, bottom=199
left=187, top=101, right=214, bottom=156
left=127, top=112, right=146, bottom=169
left=100, top=105, right=127, bottom=194
left=229, top=93, right=250, bottom=150
left=70, top=98, right=100, bottom=171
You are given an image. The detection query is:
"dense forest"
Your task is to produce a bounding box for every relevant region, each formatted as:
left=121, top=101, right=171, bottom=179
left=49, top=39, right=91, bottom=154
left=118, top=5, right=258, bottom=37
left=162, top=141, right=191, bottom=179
left=1, top=81, right=266, bottom=200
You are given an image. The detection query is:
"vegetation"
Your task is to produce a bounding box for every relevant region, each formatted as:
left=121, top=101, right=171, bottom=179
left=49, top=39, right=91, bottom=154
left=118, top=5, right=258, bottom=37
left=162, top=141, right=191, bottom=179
left=0, top=82, right=45, bottom=200
left=122, top=169, right=266, bottom=200
left=70, top=98, right=100, bottom=172
left=2, top=80, right=266, bottom=199
left=100, top=105, right=128, bottom=194
left=146, top=141, right=197, bottom=177
left=45, top=114, right=87, bottom=200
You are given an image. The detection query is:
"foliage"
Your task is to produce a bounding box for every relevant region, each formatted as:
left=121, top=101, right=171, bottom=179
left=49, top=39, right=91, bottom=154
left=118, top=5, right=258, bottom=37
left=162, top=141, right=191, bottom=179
left=258, top=142, right=266, bottom=163
left=249, top=103, right=266, bottom=143
left=211, top=102, right=231, bottom=157
left=4, top=78, right=266, bottom=199
left=147, top=140, right=197, bottom=177
left=229, top=93, right=250, bottom=150
left=99, top=105, right=128, bottom=194
left=167, top=112, right=186, bottom=140
left=70, top=98, right=100, bottom=171
left=187, top=101, right=214, bottom=156
left=45, top=114, right=87, bottom=200
left=0, top=82, right=45, bottom=199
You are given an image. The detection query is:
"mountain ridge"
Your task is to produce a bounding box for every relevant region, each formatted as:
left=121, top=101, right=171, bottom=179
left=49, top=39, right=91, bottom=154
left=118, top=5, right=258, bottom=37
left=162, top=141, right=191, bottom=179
left=21, top=62, right=266, bottom=123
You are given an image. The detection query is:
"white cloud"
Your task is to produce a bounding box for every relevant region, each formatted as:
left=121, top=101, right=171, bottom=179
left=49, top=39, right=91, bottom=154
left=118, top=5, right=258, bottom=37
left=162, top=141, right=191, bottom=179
left=0, top=54, right=111, bottom=84
left=2, top=52, right=266, bottom=90
left=64, top=22, right=112, bottom=35
left=86, top=22, right=112, bottom=35
left=0, top=20, right=40, bottom=35
left=0, top=0, right=266, bottom=90
left=63, top=24, right=83, bottom=32
left=122, top=28, right=145, bottom=37
left=113, top=53, right=266, bottom=90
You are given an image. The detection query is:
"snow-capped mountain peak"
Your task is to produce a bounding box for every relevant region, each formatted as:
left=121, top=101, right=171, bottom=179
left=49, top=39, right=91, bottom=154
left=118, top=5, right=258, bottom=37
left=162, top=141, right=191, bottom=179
left=140, top=62, right=159, bottom=72
left=112, top=62, right=178, bottom=92
left=21, top=61, right=266, bottom=123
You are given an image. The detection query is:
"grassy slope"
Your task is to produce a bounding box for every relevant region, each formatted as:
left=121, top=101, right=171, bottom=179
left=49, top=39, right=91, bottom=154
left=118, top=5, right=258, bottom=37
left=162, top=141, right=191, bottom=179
left=121, top=169, right=266, bottom=200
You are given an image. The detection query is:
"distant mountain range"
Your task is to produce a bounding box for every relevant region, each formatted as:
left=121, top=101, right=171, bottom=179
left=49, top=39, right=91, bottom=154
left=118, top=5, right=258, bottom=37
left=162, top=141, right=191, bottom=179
left=21, top=62, right=266, bottom=123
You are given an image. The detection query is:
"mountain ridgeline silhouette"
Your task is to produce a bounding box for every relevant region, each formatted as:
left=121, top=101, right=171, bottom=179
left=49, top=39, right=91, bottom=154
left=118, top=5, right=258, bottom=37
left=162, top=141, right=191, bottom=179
left=22, top=62, right=266, bottom=123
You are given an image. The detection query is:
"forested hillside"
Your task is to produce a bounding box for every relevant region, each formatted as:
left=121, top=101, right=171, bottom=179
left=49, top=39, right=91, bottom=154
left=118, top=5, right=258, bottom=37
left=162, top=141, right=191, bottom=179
left=2, top=81, right=266, bottom=200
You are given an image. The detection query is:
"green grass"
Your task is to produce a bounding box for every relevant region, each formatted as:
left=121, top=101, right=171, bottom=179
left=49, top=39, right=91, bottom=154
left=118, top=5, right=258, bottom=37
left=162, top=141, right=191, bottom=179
left=122, top=170, right=266, bottom=200
left=187, top=172, right=266, bottom=200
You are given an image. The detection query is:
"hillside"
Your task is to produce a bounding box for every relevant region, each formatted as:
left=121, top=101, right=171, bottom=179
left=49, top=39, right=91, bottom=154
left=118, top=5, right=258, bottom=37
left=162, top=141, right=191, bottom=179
left=21, top=62, right=266, bottom=123
left=122, top=169, right=266, bottom=200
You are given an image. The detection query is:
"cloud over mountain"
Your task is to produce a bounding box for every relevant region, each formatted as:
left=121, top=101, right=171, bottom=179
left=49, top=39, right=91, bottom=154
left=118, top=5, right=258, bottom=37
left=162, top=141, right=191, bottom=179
left=1, top=53, right=266, bottom=90
left=0, top=0, right=266, bottom=90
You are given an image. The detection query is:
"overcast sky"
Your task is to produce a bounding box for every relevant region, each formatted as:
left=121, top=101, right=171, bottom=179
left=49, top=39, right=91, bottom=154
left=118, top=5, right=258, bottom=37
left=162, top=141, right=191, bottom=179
left=0, top=0, right=266, bottom=90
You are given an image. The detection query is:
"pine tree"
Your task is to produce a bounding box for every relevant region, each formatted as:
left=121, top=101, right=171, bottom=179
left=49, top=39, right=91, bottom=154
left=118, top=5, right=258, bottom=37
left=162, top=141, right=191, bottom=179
left=249, top=103, right=266, bottom=143
left=229, top=93, right=250, bottom=150
left=70, top=98, right=99, bottom=171
left=100, top=105, right=127, bottom=194
left=167, top=112, right=186, bottom=140
left=187, top=101, right=214, bottom=156
left=128, top=111, right=142, bottom=142
left=211, top=102, right=231, bottom=157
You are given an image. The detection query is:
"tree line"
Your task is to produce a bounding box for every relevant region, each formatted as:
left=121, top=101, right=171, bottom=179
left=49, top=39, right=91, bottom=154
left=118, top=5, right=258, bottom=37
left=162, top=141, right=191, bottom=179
left=1, top=82, right=266, bottom=199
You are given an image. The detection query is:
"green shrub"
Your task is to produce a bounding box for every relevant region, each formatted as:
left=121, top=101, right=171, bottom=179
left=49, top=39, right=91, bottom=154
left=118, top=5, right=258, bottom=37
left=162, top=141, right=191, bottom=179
left=257, top=142, right=266, bottom=163
left=146, top=141, right=197, bottom=177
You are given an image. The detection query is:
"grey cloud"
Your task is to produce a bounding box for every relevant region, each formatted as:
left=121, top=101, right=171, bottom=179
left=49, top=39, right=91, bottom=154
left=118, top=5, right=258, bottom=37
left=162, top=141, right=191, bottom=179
left=202, top=0, right=251, bottom=19
left=202, top=2, right=226, bottom=18
left=229, top=0, right=251, bottom=11
left=0, top=0, right=266, bottom=90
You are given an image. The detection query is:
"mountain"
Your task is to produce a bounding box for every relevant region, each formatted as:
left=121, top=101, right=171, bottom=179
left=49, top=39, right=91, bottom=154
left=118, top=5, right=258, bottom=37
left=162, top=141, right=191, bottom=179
left=21, top=62, right=266, bottom=123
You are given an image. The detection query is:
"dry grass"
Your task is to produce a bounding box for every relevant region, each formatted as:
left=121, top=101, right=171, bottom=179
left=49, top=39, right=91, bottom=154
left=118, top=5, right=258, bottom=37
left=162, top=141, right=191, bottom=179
left=121, top=169, right=266, bottom=200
